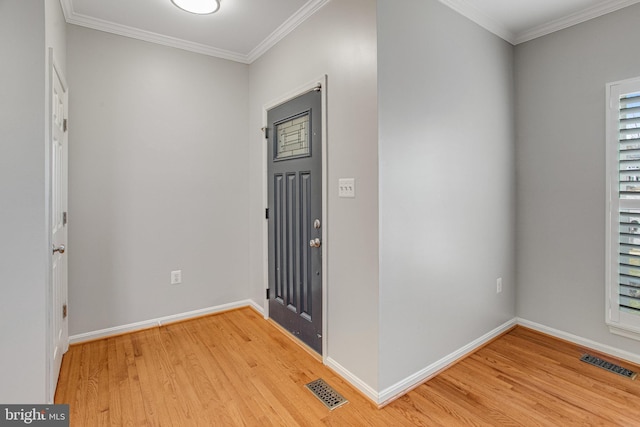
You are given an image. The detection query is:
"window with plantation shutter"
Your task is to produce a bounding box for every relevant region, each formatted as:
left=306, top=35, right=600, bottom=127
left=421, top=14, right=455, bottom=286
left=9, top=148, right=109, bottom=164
left=606, top=77, right=640, bottom=340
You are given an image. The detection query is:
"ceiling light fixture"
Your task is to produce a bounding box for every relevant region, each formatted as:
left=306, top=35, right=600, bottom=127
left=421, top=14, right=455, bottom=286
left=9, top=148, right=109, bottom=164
left=171, top=0, right=220, bottom=15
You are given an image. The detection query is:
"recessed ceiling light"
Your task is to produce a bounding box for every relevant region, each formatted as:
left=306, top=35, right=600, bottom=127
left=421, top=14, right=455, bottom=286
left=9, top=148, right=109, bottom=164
left=171, top=0, right=220, bottom=15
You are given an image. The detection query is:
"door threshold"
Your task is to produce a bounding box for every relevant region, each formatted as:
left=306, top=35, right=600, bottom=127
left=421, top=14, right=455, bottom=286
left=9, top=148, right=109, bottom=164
left=267, top=318, right=322, bottom=363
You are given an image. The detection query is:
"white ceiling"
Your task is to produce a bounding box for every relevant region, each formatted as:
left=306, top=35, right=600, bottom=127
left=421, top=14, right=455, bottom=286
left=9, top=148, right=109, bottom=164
left=61, top=0, right=640, bottom=63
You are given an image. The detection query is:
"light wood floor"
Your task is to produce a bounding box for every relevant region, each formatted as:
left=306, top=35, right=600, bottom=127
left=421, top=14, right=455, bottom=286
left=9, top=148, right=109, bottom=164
left=55, top=308, right=640, bottom=426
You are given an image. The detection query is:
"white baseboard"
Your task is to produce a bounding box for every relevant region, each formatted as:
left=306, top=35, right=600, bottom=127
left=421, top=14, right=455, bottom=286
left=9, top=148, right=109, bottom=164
left=325, top=357, right=379, bottom=403
left=324, top=318, right=517, bottom=406
left=69, top=299, right=262, bottom=344
left=376, top=317, right=517, bottom=405
left=517, top=318, right=640, bottom=366
left=248, top=299, right=265, bottom=315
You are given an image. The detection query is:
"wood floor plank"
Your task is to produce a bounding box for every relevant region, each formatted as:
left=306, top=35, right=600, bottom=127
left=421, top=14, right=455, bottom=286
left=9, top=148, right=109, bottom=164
left=128, top=333, right=161, bottom=427
left=440, top=364, right=556, bottom=426
left=55, top=310, right=640, bottom=426
left=424, top=377, right=523, bottom=426
left=105, top=338, right=120, bottom=427
left=505, top=329, right=640, bottom=398
left=483, top=339, right=638, bottom=425
left=466, top=352, right=605, bottom=426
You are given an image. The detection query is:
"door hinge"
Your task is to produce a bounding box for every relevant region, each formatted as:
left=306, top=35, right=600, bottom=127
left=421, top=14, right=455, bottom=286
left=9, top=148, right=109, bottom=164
left=62, top=304, right=67, bottom=319
left=63, top=118, right=68, bottom=132
left=63, top=211, right=68, bottom=226
left=265, top=208, right=269, bottom=219
left=266, top=288, right=270, bottom=299
left=264, top=127, right=269, bottom=139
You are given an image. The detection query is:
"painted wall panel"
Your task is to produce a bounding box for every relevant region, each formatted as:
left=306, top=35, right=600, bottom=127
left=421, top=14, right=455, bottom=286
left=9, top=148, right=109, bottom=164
left=515, top=3, right=640, bottom=354
left=248, top=0, right=379, bottom=390
left=0, top=0, right=50, bottom=404
left=67, top=26, right=250, bottom=335
left=378, top=0, right=516, bottom=389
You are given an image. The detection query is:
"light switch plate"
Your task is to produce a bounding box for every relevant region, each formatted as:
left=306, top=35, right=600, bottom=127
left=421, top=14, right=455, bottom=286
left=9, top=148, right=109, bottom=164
left=338, top=178, right=355, bottom=198
left=171, top=270, right=182, bottom=285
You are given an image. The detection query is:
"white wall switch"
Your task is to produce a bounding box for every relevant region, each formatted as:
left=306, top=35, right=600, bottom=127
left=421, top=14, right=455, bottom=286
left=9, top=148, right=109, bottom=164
left=339, top=178, right=356, bottom=198
left=497, top=277, right=503, bottom=294
left=171, top=270, right=182, bottom=285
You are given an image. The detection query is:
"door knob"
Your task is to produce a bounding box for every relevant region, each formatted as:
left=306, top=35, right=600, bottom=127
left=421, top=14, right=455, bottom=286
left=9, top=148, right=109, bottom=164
left=309, top=238, right=321, bottom=248
left=53, top=244, right=65, bottom=254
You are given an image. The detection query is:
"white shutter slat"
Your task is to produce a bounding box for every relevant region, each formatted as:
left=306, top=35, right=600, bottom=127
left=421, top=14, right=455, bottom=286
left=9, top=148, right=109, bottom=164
left=618, top=96, right=640, bottom=202
left=619, top=211, right=640, bottom=315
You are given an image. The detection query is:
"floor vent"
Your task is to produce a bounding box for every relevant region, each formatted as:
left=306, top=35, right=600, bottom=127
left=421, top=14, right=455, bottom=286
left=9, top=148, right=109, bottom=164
left=580, top=354, right=637, bottom=380
left=305, top=378, right=348, bottom=410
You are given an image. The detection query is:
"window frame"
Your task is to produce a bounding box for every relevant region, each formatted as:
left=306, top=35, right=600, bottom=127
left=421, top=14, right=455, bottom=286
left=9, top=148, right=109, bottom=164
left=606, top=76, right=640, bottom=341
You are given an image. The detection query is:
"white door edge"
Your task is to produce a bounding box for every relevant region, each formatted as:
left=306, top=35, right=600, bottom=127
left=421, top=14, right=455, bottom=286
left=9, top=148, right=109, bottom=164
left=46, top=48, right=69, bottom=403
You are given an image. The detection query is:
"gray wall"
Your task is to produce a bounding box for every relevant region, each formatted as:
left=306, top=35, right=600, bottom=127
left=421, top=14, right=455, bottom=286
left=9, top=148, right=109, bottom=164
left=0, top=0, right=66, bottom=403
left=516, top=4, right=640, bottom=353
left=378, top=0, right=516, bottom=390
left=0, top=0, right=47, bottom=403
left=248, top=0, right=380, bottom=390
left=67, top=26, right=250, bottom=335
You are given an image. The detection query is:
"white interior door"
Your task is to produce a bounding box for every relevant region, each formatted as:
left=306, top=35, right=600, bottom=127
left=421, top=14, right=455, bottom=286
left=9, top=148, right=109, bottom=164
left=50, top=54, right=68, bottom=400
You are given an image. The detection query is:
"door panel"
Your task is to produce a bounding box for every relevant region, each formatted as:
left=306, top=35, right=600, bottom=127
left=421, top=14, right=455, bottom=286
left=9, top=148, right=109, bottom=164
left=50, top=58, right=68, bottom=399
left=268, top=89, right=322, bottom=353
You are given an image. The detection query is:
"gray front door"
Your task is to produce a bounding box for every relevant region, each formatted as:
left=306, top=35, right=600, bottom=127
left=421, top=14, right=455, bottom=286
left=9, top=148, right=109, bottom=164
left=268, top=89, right=322, bottom=354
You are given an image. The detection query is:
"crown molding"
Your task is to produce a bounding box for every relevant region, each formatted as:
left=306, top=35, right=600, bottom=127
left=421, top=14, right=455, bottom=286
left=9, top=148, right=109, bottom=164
left=437, top=0, right=516, bottom=44
left=63, top=11, right=250, bottom=63
left=59, top=0, right=73, bottom=20
left=439, top=0, right=640, bottom=46
left=62, top=0, right=639, bottom=60
left=246, top=0, right=331, bottom=63
left=515, top=0, right=640, bottom=44
left=60, top=0, right=329, bottom=64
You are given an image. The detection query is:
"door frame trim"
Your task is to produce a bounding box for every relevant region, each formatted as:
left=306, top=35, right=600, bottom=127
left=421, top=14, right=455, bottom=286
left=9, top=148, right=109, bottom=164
left=262, top=75, right=328, bottom=362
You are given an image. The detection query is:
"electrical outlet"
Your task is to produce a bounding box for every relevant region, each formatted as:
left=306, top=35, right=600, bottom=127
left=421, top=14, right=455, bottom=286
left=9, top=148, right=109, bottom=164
left=171, top=270, right=182, bottom=285
left=497, top=277, right=503, bottom=294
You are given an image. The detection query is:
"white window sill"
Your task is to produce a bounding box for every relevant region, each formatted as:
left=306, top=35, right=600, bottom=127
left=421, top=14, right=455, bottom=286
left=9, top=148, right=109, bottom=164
left=608, top=323, right=640, bottom=342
